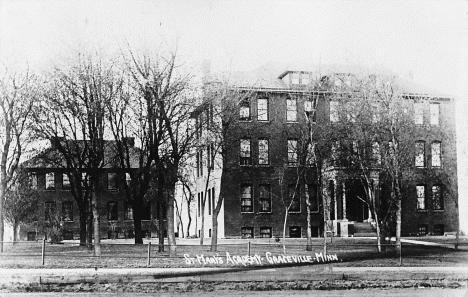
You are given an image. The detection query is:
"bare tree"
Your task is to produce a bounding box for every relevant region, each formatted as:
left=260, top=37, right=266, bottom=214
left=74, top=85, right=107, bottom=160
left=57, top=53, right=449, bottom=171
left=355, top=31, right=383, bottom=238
left=124, top=49, right=195, bottom=256
left=34, top=53, right=120, bottom=255
left=0, top=64, right=37, bottom=252
left=329, top=73, right=416, bottom=252
left=3, top=168, right=40, bottom=243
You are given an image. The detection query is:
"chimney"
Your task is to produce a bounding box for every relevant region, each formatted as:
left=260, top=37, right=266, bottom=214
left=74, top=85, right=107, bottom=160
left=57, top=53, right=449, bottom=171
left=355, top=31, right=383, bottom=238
left=201, top=59, right=211, bottom=84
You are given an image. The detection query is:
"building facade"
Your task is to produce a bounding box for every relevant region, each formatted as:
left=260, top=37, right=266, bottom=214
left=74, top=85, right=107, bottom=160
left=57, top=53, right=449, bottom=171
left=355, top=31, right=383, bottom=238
left=19, top=139, right=160, bottom=241
left=194, top=63, right=458, bottom=238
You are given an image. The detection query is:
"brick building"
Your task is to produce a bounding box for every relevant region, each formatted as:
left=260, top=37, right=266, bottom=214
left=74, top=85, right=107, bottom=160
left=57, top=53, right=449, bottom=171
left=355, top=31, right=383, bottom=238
left=193, top=63, right=458, bottom=239
left=20, top=139, right=159, bottom=241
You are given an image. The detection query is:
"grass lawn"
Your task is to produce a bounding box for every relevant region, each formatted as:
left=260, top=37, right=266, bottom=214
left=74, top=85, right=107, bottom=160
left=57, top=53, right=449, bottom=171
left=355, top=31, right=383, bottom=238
left=1, top=236, right=467, bottom=269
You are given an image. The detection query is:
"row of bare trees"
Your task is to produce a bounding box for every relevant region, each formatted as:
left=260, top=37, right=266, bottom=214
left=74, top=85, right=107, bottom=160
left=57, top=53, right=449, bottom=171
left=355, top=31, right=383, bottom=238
left=0, top=49, right=198, bottom=256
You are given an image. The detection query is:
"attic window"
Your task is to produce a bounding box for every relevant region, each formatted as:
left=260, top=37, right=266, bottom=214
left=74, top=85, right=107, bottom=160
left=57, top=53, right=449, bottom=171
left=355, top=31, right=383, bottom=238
left=291, top=73, right=300, bottom=85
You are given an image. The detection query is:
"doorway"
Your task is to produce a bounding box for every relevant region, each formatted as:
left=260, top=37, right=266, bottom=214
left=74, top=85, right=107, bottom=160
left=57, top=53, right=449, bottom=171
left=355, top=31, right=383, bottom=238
left=346, top=180, right=369, bottom=222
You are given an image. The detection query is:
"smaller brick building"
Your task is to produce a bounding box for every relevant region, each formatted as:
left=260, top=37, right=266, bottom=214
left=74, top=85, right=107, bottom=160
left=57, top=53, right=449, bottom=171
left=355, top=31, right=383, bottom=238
left=19, top=139, right=159, bottom=241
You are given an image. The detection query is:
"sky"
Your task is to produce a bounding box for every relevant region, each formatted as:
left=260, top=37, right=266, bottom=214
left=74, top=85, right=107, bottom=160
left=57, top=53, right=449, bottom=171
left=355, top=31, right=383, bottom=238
left=1, top=0, right=467, bottom=232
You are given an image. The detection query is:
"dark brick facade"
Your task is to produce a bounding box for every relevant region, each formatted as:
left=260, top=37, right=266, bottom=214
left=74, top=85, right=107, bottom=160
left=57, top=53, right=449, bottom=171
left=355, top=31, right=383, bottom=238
left=216, top=71, right=458, bottom=238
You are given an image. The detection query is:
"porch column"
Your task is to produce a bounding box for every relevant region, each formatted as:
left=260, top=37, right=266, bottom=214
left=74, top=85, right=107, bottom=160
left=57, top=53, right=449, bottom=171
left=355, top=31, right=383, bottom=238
left=342, top=181, right=347, bottom=220
left=333, top=180, right=338, bottom=223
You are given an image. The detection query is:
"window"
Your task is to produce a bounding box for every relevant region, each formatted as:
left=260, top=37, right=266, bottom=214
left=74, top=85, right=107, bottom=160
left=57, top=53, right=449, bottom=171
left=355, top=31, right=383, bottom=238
left=259, top=184, right=271, bottom=212
left=46, top=173, right=55, bottom=190
left=29, top=173, right=37, bottom=190
left=414, top=103, right=424, bottom=125
left=108, top=202, right=118, bottom=221
left=291, top=72, right=300, bottom=85
left=108, top=173, right=118, bottom=190
left=62, top=201, right=73, bottom=221
left=432, top=185, right=443, bottom=210
left=212, top=188, right=216, bottom=214
left=372, top=142, right=381, bottom=164
left=287, top=139, right=298, bottom=166
left=240, top=138, right=252, bottom=165
left=141, top=202, right=151, bottom=220
left=308, top=184, right=319, bottom=212
left=45, top=201, right=56, bottom=222
left=415, top=141, right=426, bottom=167
left=288, top=184, right=301, bottom=212
left=239, top=98, right=251, bottom=121
left=62, top=174, right=71, bottom=191
left=301, top=73, right=310, bottom=85
left=81, top=173, right=89, bottom=188
left=241, top=227, right=254, bottom=238
left=330, top=101, right=339, bottom=122
left=207, top=144, right=211, bottom=170
left=418, top=225, right=428, bottom=236
left=258, top=138, right=269, bottom=165
left=125, top=173, right=131, bottom=186
left=430, top=103, right=439, bottom=125
left=207, top=143, right=214, bottom=170
left=199, top=151, right=204, bottom=176
left=433, top=224, right=444, bottom=235
left=257, top=98, right=269, bottom=121
left=63, top=231, right=73, bottom=240
left=197, top=193, right=201, bottom=217
left=196, top=151, right=200, bottom=177
left=286, top=97, right=297, bottom=122
left=304, top=98, right=316, bottom=122
left=372, top=103, right=380, bottom=123
left=27, top=232, right=36, bottom=241
left=289, top=226, right=302, bottom=238
left=241, top=184, right=253, bottom=213
left=208, top=189, right=212, bottom=215
left=124, top=202, right=133, bottom=220
left=416, top=185, right=426, bottom=210
left=260, top=227, right=272, bottom=238
left=306, top=142, right=315, bottom=166
left=431, top=141, right=441, bottom=167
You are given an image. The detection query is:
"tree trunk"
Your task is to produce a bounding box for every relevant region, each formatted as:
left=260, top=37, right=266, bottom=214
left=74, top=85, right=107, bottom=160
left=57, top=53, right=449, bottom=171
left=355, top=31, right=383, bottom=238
left=0, top=180, right=5, bottom=252
left=211, top=207, right=219, bottom=252
left=305, top=184, right=312, bottom=251
left=133, top=200, right=143, bottom=244
left=373, top=209, right=382, bottom=253
left=199, top=202, right=205, bottom=245
left=166, top=186, right=177, bottom=256
left=86, top=198, right=93, bottom=249
left=395, top=197, right=401, bottom=254
left=186, top=211, right=192, bottom=238
left=12, top=220, right=19, bottom=243
left=91, top=190, right=101, bottom=256
left=79, top=205, right=87, bottom=246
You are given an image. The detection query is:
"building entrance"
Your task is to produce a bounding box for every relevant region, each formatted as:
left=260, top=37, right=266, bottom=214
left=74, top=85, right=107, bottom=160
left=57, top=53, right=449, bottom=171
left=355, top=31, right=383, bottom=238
left=346, top=180, right=369, bottom=222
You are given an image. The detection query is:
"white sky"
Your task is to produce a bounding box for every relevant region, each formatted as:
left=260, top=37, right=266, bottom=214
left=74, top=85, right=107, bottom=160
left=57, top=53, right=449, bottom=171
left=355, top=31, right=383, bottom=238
left=1, top=0, right=467, bottom=232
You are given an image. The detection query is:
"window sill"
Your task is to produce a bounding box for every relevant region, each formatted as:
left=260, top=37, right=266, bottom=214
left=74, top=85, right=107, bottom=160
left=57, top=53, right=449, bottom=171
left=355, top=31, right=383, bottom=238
left=241, top=212, right=254, bottom=214
left=239, top=120, right=253, bottom=123
left=417, top=209, right=428, bottom=212
left=433, top=209, right=445, bottom=212
left=258, top=211, right=272, bottom=214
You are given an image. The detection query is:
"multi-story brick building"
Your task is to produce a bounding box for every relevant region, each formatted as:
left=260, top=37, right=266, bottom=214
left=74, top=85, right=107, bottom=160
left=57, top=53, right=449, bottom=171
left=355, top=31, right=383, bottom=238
left=20, top=139, right=159, bottom=241
left=193, top=63, right=458, bottom=239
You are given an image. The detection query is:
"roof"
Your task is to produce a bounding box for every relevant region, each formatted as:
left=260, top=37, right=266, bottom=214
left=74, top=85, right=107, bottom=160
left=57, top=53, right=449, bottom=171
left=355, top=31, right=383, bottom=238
left=24, top=138, right=141, bottom=170
left=208, top=62, right=452, bottom=98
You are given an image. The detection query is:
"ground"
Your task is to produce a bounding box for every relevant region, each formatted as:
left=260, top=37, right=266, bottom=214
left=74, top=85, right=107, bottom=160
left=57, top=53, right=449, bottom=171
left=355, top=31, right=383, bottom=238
left=0, top=236, right=467, bottom=293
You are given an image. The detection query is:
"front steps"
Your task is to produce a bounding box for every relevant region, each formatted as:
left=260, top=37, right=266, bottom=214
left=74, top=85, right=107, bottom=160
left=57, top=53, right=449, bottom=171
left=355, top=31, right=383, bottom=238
left=351, top=222, right=377, bottom=237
